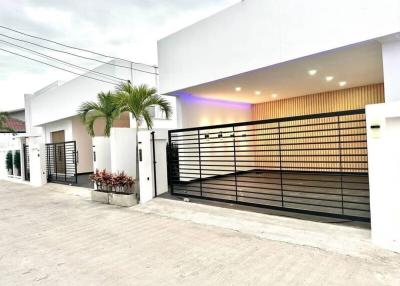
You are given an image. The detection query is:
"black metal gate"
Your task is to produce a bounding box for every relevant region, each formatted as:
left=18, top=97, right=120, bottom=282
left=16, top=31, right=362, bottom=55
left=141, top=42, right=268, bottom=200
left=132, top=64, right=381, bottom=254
left=46, top=141, right=77, bottom=184
left=168, top=109, right=370, bottom=221
left=23, top=144, right=30, bottom=181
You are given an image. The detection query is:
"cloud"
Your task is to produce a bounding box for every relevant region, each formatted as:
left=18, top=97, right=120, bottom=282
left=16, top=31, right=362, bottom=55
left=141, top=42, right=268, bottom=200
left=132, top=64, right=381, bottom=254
left=0, top=0, right=238, bottom=110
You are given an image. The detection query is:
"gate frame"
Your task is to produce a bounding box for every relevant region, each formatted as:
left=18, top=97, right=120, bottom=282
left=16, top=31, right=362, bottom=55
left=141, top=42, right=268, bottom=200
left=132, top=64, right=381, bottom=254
left=46, top=141, right=78, bottom=185
left=167, top=109, right=370, bottom=222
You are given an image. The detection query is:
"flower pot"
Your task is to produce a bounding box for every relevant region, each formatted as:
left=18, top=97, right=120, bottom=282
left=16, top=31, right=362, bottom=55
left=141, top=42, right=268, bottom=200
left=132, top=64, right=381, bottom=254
left=109, top=193, right=138, bottom=207
left=91, top=190, right=109, bottom=204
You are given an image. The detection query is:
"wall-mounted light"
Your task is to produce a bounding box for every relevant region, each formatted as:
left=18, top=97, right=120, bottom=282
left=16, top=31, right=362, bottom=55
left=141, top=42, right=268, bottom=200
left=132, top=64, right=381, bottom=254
left=254, top=91, right=261, bottom=95
left=325, top=76, right=334, bottom=82
left=235, top=87, right=242, bottom=92
left=339, top=81, right=347, bottom=87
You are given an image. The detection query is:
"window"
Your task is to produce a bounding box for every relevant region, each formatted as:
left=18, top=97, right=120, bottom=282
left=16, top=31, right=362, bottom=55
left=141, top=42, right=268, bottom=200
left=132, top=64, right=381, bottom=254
left=148, top=105, right=167, bottom=120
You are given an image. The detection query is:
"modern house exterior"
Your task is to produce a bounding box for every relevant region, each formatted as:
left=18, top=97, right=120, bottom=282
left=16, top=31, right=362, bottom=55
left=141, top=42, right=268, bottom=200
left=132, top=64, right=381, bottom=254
left=0, top=0, right=399, bottom=254
left=18, top=59, right=177, bottom=186
left=158, top=0, right=400, bottom=253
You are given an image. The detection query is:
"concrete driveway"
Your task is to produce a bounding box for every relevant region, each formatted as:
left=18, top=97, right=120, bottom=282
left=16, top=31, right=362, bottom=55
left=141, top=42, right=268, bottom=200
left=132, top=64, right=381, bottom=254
left=0, top=181, right=399, bottom=285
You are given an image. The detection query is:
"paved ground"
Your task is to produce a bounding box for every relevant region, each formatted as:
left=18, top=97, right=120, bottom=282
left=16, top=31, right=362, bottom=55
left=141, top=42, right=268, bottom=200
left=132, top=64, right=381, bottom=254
left=0, top=181, right=399, bottom=285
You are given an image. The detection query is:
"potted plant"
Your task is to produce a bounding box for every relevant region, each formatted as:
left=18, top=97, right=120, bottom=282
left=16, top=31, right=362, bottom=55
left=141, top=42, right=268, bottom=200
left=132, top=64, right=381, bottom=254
left=90, top=169, right=113, bottom=204
left=108, top=171, right=136, bottom=207
left=89, top=169, right=137, bottom=207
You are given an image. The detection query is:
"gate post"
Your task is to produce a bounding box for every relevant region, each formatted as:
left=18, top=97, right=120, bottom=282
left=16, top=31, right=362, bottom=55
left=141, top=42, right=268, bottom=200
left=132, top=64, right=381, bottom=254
left=29, top=141, right=47, bottom=186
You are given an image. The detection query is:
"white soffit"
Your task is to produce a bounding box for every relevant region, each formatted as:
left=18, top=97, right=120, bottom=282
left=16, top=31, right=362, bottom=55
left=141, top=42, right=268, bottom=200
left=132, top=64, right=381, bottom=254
left=178, top=40, right=383, bottom=104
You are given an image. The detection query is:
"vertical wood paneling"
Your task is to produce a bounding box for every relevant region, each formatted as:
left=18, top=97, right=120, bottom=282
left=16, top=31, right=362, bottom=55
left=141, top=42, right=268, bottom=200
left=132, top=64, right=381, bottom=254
left=252, top=84, right=385, bottom=120
left=251, top=84, right=384, bottom=171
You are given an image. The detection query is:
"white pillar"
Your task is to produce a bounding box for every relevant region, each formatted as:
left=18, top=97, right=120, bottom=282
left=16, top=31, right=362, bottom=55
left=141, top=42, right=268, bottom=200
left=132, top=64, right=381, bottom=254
left=29, top=142, right=47, bottom=186
left=138, top=131, right=155, bottom=204
left=382, top=38, right=400, bottom=102
left=92, top=137, right=111, bottom=172
left=110, top=128, right=136, bottom=178
left=366, top=101, right=400, bottom=253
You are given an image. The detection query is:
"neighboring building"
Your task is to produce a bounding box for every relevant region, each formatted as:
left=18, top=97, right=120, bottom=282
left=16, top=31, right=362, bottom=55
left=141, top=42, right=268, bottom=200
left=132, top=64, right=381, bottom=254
left=158, top=0, right=400, bottom=253
left=0, top=109, right=26, bottom=181
left=21, top=59, right=177, bottom=186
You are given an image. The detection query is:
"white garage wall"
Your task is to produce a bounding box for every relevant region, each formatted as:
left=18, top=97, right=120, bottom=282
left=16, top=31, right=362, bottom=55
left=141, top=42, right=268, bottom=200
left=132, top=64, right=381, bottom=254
left=177, top=94, right=252, bottom=129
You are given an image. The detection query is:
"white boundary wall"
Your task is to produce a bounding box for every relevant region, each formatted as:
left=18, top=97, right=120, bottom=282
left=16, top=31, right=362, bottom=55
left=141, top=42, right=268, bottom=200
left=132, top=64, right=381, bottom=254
left=366, top=101, right=400, bottom=253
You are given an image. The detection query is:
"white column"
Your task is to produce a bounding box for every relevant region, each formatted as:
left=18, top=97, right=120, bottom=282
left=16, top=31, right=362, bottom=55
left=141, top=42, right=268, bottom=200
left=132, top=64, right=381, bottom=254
left=29, top=142, right=47, bottom=186
left=366, top=101, right=400, bottom=253
left=92, top=137, right=111, bottom=172
left=382, top=39, right=400, bottom=102
left=138, top=131, right=155, bottom=204
left=110, top=128, right=136, bottom=178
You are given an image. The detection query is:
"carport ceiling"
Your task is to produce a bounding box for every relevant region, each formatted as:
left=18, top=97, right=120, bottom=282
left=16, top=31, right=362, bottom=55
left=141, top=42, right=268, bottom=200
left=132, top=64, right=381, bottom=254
left=180, top=40, right=383, bottom=104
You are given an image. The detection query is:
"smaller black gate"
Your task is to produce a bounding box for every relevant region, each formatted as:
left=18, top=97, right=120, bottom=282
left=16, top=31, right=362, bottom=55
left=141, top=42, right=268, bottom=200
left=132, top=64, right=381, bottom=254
left=46, top=141, right=77, bottom=184
left=23, top=144, right=30, bottom=181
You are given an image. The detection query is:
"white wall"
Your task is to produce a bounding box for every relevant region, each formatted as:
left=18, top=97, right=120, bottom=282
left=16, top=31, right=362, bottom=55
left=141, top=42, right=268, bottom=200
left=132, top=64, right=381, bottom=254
left=158, top=0, right=400, bottom=94
left=28, top=60, right=163, bottom=128
left=110, top=128, right=137, bottom=178
left=43, top=118, right=73, bottom=143
left=366, top=101, right=400, bottom=253
left=71, top=116, right=94, bottom=173
left=177, top=94, right=252, bottom=128
left=93, top=137, right=111, bottom=172
left=27, top=137, right=47, bottom=186
left=382, top=39, right=400, bottom=102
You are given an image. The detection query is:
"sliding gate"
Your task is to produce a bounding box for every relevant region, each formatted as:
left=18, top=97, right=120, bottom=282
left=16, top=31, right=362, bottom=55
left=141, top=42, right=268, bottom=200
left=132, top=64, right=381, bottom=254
left=46, top=141, right=77, bottom=184
left=168, top=109, right=370, bottom=221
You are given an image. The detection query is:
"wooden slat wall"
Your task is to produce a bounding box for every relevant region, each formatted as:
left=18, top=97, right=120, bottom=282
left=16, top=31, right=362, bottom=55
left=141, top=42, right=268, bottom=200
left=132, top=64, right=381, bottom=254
left=251, top=84, right=385, bottom=172
left=252, top=84, right=385, bottom=121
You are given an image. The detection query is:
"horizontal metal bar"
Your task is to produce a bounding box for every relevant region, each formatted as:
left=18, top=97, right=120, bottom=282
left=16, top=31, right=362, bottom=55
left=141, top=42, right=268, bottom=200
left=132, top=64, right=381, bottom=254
left=169, top=109, right=366, bottom=134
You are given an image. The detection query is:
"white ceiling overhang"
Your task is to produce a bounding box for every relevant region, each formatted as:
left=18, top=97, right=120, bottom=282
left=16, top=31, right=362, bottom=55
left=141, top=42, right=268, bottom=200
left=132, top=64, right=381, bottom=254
left=172, top=40, right=384, bottom=104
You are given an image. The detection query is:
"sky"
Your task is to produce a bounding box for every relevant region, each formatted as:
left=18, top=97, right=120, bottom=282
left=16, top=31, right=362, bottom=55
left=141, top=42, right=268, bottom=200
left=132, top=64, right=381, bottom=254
left=0, top=0, right=238, bottom=111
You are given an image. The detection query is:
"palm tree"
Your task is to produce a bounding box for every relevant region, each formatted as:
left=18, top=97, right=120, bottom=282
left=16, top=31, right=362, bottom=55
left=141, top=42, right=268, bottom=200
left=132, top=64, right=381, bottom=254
left=77, top=91, right=121, bottom=137
left=0, top=112, right=14, bottom=133
left=115, top=83, right=172, bottom=182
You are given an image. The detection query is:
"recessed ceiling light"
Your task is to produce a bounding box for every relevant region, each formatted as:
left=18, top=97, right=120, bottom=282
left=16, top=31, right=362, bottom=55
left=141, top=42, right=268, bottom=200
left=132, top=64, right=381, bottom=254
left=339, top=81, right=347, bottom=87
left=254, top=91, right=261, bottom=95
left=308, top=69, right=317, bottom=76
left=272, top=93, right=278, bottom=98
left=326, top=76, right=334, bottom=82
left=235, top=87, right=242, bottom=92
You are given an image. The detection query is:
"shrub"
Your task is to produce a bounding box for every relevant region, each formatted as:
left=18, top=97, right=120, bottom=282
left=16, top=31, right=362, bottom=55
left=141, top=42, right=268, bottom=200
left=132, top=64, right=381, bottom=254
left=6, top=151, right=13, bottom=173
left=90, top=169, right=135, bottom=194
left=14, top=150, right=21, bottom=176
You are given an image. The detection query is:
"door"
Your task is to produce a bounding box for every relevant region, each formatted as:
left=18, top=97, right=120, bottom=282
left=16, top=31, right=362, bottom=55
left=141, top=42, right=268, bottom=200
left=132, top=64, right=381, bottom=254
left=51, top=131, right=66, bottom=174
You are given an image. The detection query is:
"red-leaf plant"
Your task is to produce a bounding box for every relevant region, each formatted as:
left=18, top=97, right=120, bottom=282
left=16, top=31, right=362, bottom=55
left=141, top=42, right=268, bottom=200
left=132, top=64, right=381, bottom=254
left=90, top=169, right=135, bottom=194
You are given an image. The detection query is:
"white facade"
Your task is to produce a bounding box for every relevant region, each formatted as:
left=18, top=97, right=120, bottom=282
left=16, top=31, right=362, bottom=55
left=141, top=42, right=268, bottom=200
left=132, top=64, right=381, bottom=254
left=22, top=60, right=178, bottom=181
left=366, top=101, right=400, bottom=253
left=157, top=0, right=400, bottom=254
left=159, top=0, right=400, bottom=94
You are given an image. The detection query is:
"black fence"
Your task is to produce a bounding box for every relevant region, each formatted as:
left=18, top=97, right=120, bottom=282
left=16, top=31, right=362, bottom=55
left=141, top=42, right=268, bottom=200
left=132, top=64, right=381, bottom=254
left=168, top=109, right=370, bottom=221
left=46, top=141, right=77, bottom=184
left=23, top=144, right=30, bottom=181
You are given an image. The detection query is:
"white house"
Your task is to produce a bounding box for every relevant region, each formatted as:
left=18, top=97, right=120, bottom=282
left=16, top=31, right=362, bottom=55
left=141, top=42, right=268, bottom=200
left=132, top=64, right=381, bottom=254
left=157, top=0, right=400, bottom=253
left=21, top=59, right=177, bottom=187
left=0, top=108, right=26, bottom=181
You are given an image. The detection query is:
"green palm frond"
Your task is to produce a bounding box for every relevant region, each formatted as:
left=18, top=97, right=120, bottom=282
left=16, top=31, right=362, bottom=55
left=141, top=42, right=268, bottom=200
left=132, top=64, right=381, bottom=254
left=77, top=91, right=121, bottom=137
left=115, top=83, right=172, bottom=129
